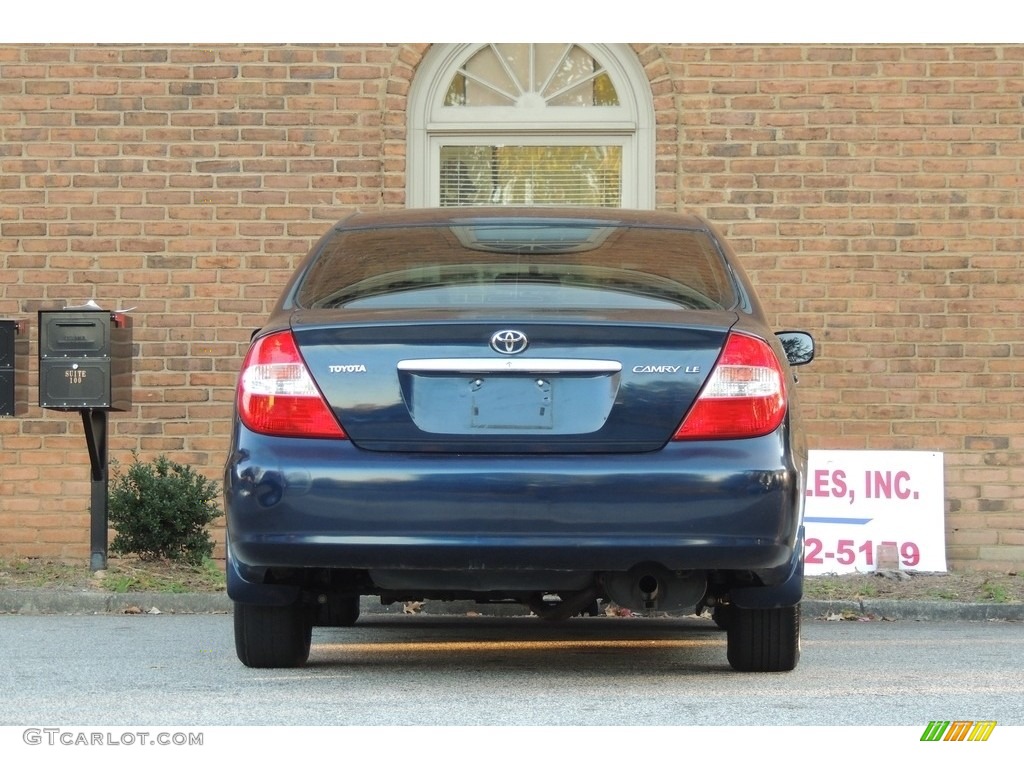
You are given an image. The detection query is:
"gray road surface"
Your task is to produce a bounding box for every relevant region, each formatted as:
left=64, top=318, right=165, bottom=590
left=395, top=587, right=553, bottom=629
left=1, top=612, right=1021, bottom=726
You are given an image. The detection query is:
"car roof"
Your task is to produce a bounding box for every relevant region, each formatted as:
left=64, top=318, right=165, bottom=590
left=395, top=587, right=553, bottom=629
left=331, top=207, right=712, bottom=231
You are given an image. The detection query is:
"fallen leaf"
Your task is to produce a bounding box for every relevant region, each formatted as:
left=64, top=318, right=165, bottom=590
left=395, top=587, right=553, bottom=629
left=603, top=603, right=634, bottom=618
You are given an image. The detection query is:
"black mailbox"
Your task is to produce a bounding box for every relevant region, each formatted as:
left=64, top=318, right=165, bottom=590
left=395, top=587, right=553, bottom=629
left=0, top=319, right=29, bottom=417
left=38, top=309, right=133, bottom=411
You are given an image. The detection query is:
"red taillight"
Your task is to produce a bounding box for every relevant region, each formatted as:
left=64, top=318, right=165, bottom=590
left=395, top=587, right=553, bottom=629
left=237, top=331, right=346, bottom=439
left=673, top=331, right=787, bottom=440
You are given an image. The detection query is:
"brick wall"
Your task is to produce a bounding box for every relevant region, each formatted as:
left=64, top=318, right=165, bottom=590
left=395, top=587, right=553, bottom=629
left=1, top=43, right=1021, bottom=570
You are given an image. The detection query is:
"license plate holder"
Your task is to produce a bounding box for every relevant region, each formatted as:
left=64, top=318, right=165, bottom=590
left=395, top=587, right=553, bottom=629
left=470, top=377, right=553, bottom=429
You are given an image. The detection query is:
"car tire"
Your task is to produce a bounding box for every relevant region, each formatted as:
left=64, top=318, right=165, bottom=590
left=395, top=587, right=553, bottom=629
left=725, top=604, right=800, bottom=672
left=711, top=605, right=733, bottom=631
left=316, top=595, right=361, bottom=627
left=234, top=601, right=313, bottom=668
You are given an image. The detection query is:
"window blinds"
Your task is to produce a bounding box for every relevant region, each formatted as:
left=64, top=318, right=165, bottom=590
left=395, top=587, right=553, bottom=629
left=440, top=145, right=622, bottom=207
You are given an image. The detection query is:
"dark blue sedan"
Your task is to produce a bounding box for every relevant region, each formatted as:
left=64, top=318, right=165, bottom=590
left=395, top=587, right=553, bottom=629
left=224, top=207, right=815, bottom=671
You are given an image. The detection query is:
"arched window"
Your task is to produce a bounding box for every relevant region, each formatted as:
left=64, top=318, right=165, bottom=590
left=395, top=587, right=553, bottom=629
left=408, top=44, right=654, bottom=209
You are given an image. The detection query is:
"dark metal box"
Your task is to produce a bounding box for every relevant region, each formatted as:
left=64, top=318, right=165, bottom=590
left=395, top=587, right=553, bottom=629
left=38, top=310, right=133, bottom=411
left=0, top=319, right=29, bottom=417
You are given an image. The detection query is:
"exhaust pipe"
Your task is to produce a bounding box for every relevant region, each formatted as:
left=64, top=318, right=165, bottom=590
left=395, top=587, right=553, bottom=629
left=603, top=564, right=707, bottom=614
left=637, top=573, right=660, bottom=610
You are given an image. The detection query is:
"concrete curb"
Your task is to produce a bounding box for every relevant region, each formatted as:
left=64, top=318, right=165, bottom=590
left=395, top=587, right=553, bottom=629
left=2, top=589, right=1022, bottom=622
left=0, top=589, right=233, bottom=616
left=801, top=598, right=1024, bottom=622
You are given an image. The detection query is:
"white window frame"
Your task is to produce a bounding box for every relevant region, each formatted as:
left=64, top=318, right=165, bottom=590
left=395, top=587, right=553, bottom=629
left=408, top=44, right=654, bottom=209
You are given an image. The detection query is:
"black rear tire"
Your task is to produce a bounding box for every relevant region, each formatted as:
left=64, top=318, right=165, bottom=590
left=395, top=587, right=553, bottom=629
left=711, top=605, right=733, bottom=631
left=726, top=604, right=800, bottom=672
left=234, top=601, right=313, bottom=668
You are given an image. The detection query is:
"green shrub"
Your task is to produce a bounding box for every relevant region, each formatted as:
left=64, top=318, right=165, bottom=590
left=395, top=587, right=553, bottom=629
left=108, top=453, right=221, bottom=566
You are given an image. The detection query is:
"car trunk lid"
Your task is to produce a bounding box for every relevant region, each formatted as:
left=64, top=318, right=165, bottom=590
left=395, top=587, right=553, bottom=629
left=290, top=309, right=736, bottom=453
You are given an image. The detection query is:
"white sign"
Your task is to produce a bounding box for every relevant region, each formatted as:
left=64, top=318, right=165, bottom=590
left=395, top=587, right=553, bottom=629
left=804, top=450, right=946, bottom=575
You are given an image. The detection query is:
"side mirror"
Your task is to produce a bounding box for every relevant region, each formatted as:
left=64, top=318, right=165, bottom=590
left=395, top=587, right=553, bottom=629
left=776, top=331, right=815, bottom=367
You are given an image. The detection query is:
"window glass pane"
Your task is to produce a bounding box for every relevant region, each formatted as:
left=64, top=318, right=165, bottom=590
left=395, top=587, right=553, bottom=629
left=542, top=46, right=595, bottom=104
left=460, top=45, right=518, bottom=106
left=444, top=73, right=467, bottom=106
left=497, top=43, right=532, bottom=91
left=594, top=72, right=618, bottom=106
left=532, top=44, right=569, bottom=93
left=549, top=80, right=604, bottom=107
left=298, top=222, right=735, bottom=311
left=440, top=145, right=622, bottom=207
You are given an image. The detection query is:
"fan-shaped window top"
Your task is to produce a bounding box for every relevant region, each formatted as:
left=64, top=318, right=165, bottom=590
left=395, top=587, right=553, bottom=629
left=443, top=44, right=619, bottom=108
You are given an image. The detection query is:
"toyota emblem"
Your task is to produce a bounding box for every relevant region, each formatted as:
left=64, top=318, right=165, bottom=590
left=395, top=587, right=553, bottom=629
left=490, top=329, right=529, bottom=355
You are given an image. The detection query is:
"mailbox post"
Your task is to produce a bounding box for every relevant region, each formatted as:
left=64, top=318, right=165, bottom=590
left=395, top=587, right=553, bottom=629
left=38, top=308, right=133, bottom=571
left=0, top=319, right=29, bottom=417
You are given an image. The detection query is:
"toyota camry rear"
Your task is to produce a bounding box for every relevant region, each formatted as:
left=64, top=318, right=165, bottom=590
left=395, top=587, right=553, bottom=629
left=224, top=207, right=815, bottom=671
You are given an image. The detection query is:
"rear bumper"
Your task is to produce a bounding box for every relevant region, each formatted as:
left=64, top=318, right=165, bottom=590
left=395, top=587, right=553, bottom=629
left=225, top=426, right=805, bottom=584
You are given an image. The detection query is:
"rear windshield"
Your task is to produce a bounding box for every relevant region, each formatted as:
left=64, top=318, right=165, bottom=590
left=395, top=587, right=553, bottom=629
left=295, top=220, right=737, bottom=311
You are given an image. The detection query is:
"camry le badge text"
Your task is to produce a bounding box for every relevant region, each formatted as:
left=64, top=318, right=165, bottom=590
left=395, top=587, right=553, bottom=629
left=632, top=365, right=701, bottom=374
